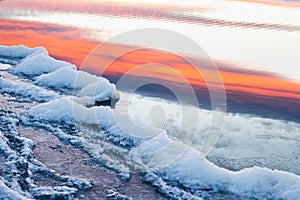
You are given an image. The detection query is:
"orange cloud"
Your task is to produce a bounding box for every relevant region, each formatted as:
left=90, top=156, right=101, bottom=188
left=82, top=46, right=300, bottom=118
left=0, top=19, right=97, bottom=67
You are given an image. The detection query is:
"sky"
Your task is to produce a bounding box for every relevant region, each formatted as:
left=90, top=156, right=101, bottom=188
left=0, top=0, right=300, bottom=120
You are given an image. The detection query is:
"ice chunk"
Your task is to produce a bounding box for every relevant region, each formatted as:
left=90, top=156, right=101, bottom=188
left=0, top=63, right=12, bottom=70
left=34, top=67, right=99, bottom=90
left=27, top=97, right=115, bottom=126
left=0, top=45, right=47, bottom=59
left=34, top=67, right=119, bottom=101
left=0, top=178, right=29, bottom=200
left=13, top=53, right=76, bottom=77
left=0, top=76, right=59, bottom=102
left=78, top=79, right=119, bottom=101
left=27, top=97, right=78, bottom=124
left=2, top=44, right=75, bottom=77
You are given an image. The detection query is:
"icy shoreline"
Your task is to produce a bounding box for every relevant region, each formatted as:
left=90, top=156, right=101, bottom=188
left=1, top=45, right=300, bottom=200
left=0, top=45, right=167, bottom=199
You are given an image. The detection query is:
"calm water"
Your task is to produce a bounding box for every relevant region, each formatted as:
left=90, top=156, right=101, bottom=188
left=1, top=0, right=300, bottom=119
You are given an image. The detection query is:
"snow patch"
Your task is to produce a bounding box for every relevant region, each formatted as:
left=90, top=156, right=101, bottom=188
left=27, top=95, right=300, bottom=200
left=0, top=45, right=119, bottom=103
left=136, top=134, right=300, bottom=200
left=0, top=45, right=46, bottom=59
left=0, top=75, right=59, bottom=102
left=78, top=80, right=119, bottom=101
left=34, top=67, right=119, bottom=101
left=34, top=67, right=99, bottom=90
left=30, top=186, right=77, bottom=199
left=13, top=53, right=76, bottom=77
left=0, top=63, right=12, bottom=70
left=27, top=97, right=115, bottom=126
left=0, top=178, right=29, bottom=200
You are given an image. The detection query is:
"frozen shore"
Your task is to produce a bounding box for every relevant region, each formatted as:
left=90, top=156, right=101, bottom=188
left=1, top=45, right=300, bottom=200
left=0, top=45, right=165, bottom=200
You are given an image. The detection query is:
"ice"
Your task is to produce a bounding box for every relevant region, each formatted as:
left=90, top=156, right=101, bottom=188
left=27, top=97, right=80, bottom=124
left=13, top=53, right=76, bottom=77
left=78, top=80, right=119, bottom=101
left=34, top=67, right=99, bottom=90
left=0, top=178, right=29, bottom=200
left=30, top=186, right=77, bottom=199
left=0, top=46, right=76, bottom=77
left=0, top=45, right=75, bottom=77
left=0, top=45, right=46, bottom=59
left=8, top=45, right=77, bottom=77
left=35, top=67, right=119, bottom=101
left=27, top=97, right=115, bottom=126
left=0, top=110, right=92, bottom=200
left=0, top=63, right=12, bottom=70
left=0, top=44, right=118, bottom=104
left=137, top=132, right=300, bottom=200
left=0, top=75, right=59, bottom=102
left=106, top=188, right=133, bottom=200
left=27, top=95, right=300, bottom=199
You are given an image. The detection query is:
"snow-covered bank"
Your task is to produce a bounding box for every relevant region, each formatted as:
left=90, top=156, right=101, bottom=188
left=1, top=45, right=119, bottom=104
left=0, top=108, right=93, bottom=200
left=0, top=45, right=121, bottom=199
left=0, top=178, right=29, bottom=200
left=27, top=91, right=300, bottom=199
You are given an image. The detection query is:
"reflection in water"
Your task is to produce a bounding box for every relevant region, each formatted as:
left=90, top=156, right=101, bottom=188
left=1, top=18, right=300, bottom=121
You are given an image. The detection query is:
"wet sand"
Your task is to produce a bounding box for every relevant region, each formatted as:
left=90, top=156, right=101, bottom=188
left=20, top=126, right=168, bottom=200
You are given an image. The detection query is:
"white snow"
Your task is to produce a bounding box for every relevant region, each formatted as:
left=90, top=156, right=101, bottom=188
left=0, top=63, right=12, bottom=70
left=27, top=97, right=115, bottom=126
left=0, top=45, right=76, bottom=77
left=34, top=67, right=98, bottom=90
left=27, top=93, right=300, bottom=199
left=78, top=80, right=119, bottom=101
left=0, top=179, right=29, bottom=200
left=27, top=94, right=300, bottom=200
left=0, top=45, right=118, bottom=104
left=0, top=74, right=59, bottom=102
left=28, top=97, right=76, bottom=124
left=34, top=67, right=119, bottom=101
left=13, top=53, right=76, bottom=76
left=31, top=186, right=77, bottom=199
left=136, top=132, right=300, bottom=200
left=0, top=45, right=46, bottom=59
